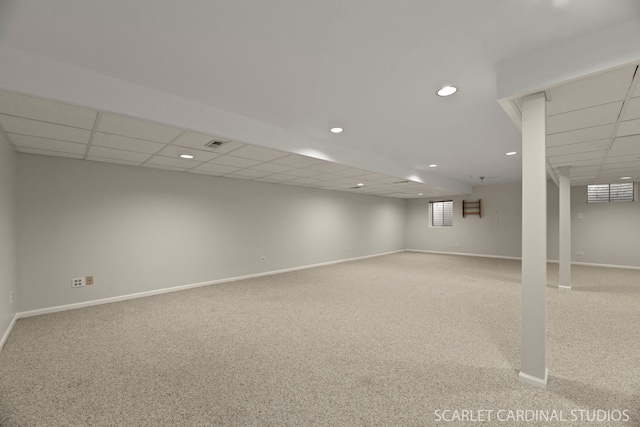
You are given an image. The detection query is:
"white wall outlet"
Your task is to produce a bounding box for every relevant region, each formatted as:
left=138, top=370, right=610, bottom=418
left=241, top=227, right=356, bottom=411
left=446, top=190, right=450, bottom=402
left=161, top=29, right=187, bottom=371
left=576, top=251, right=585, bottom=256
left=260, top=257, right=267, bottom=262
left=72, top=277, right=85, bottom=288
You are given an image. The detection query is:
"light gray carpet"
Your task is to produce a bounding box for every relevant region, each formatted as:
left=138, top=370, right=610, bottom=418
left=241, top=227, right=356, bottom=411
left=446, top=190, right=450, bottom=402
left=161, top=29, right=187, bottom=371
left=1, top=252, right=639, bottom=426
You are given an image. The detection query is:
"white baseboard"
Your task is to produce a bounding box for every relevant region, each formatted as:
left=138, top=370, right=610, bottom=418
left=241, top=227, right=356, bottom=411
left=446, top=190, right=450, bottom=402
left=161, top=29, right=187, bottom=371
left=1, top=313, right=18, bottom=352
left=570, top=261, right=640, bottom=271
left=408, top=249, right=640, bottom=271
left=519, top=368, right=548, bottom=389
left=406, top=249, right=521, bottom=261
left=17, top=250, right=405, bottom=319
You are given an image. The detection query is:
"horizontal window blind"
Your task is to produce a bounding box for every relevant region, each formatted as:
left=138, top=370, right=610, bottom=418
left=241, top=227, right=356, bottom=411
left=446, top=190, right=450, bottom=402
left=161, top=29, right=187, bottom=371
left=431, top=201, right=453, bottom=226
left=587, top=183, right=634, bottom=203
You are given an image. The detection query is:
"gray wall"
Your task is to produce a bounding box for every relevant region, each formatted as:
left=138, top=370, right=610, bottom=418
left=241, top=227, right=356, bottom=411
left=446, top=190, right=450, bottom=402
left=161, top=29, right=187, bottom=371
left=0, top=132, right=18, bottom=342
left=570, top=185, right=640, bottom=267
left=406, top=182, right=523, bottom=258
left=17, top=155, right=406, bottom=312
left=406, top=180, right=640, bottom=269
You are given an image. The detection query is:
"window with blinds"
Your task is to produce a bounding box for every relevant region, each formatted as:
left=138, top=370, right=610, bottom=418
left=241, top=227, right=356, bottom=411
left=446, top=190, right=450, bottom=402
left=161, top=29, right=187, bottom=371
left=430, top=201, right=453, bottom=227
left=587, top=183, right=634, bottom=203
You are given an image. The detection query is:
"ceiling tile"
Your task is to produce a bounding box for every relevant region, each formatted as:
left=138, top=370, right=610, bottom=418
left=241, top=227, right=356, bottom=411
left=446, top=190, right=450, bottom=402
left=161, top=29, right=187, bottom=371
left=258, top=173, right=297, bottom=182
left=145, top=155, right=201, bottom=170
left=228, top=169, right=273, bottom=178
left=225, top=145, right=288, bottom=162
left=623, top=97, right=640, bottom=121
left=210, top=155, right=262, bottom=168
left=548, top=158, right=603, bottom=168
left=546, top=139, right=611, bottom=157
left=142, top=164, right=185, bottom=172
left=283, top=168, right=321, bottom=178
left=0, top=90, right=97, bottom=129
left=88, top=146, right=152, bottom=162
left=271, top=154, right=324, bottom=168
left=0, top=114, right=91, bottom=143
left=546, top=124, right=615, bottom=147
left=617, top=118, right=640, bottom=137
left=86, top=156, right=142, bottom=167
left=156, top=145, right=220, bottom=162
left=8, top=134, right=87, bottom=154
left=546, top=102, right=622, bottom=134
left=608, top=135, right=640, bottom=157
left=306, top=162, right=350, bottom=173
left=548, top=150, right=607, bottom=164
left=98, top=113, right=183, bottom=143
left=333, top=168, right=372, bottom=177
left=170, top=131, right=214, bottom=149
left=249, top=163, right=294, bottom=173
left=309, top=173, right=344, bottom=181
left=546, top=66, right=635, bottom=116
left=92, top=132, right=165, bottom=154
left=15, top=147, right=84, bottom=159
left=601, top=160, right=640, bottom=170
left=207, top=141, right=245, bottom=154
left=603, top=155, right=640, bottom=166
left=569, top=165, right=602, bottom=173
left=189, top=163, right=241, bottom=175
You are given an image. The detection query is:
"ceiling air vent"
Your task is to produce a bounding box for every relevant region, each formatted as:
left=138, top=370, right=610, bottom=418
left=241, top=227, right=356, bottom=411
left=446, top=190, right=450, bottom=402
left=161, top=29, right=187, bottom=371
left=205, top=140, right=228, bottom=149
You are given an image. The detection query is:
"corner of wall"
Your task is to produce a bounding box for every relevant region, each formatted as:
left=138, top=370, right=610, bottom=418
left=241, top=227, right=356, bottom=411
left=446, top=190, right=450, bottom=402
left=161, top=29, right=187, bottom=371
left=0, top=133, right=19, bottom=351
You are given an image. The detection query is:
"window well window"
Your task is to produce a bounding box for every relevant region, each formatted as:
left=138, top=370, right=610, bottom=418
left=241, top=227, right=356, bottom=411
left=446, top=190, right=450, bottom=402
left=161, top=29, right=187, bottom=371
left=587, top=183, right=634, bottom=203
left=430, top=200, right=453, bottom=227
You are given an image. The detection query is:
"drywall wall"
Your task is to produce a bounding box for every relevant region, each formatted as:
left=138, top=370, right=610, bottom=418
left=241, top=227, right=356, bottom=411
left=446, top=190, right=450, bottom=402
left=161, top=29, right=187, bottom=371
left=406, top=180, right=640, bottom=268
left=406, top=182, right=523, bottom=258
left=0, top=132, right=18, bottom=345
left=570, top=184, right=640, bottom=268
left=17, top=154, right=406, bottom=312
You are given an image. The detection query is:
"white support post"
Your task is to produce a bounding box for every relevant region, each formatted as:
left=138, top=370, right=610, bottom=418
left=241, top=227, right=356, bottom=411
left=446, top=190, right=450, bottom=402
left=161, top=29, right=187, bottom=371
left=558, top=166, right=572, bottom=290
left=519, top=92, right=548, bottom=389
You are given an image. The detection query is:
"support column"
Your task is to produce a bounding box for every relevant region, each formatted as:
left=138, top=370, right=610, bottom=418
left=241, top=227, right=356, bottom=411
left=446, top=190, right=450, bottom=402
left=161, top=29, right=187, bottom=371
left=558, top=167, right=572, bottom=290
left=519, top=92, right=548, bottom=389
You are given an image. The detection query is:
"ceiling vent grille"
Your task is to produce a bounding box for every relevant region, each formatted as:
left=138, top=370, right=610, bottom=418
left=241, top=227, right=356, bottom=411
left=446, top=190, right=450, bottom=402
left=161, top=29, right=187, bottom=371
left=205, top=140, right=228, bottom=149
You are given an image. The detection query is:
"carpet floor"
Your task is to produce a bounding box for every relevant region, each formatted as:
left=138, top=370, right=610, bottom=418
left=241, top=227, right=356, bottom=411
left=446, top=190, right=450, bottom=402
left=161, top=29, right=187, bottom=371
left=1, top=252, right=639, bottom=426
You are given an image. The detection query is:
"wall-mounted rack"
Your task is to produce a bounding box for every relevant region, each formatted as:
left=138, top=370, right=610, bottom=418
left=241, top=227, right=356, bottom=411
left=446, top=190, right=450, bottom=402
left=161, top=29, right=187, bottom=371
left=463, top=199, right=481, bottom=218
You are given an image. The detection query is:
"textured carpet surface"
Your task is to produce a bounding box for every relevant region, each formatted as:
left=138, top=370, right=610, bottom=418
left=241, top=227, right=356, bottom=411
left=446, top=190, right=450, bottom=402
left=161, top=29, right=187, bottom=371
left=1, top=252, right=639, bottom=426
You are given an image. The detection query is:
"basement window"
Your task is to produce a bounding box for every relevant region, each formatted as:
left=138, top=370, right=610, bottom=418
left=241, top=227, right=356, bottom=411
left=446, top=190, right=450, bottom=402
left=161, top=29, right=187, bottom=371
left=587, top=183, right=634, bottom=203
left=430, top=201, right=453, bottom=227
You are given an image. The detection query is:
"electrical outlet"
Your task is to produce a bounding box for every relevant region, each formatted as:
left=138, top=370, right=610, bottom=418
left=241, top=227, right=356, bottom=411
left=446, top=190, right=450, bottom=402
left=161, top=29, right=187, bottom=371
left=86, top=276, right=94, bottom=285
left=72, top=277, right=85, bottom=288
left=260, top=257, right=267, bottom=262
left=576, top=251, right=585, bottom=256
left=10, top=291, right=14, bottom=303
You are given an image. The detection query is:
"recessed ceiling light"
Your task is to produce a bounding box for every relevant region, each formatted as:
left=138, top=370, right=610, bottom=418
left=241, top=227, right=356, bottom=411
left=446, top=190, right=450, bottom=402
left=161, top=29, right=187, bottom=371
left=620, top=176, right=632, bottom=180
left=330, top=127, right=344, bottom=134
left=428, top=164, right=437, bottom=168
left=179, top=154, right=195, bottom=159
left=506, top=151, right=518, bottom=156
left=357, top=183, right=364, bottom=187
left=437, top=86, right=457, bottom=97
left=418, top=193, right=424, bottom=196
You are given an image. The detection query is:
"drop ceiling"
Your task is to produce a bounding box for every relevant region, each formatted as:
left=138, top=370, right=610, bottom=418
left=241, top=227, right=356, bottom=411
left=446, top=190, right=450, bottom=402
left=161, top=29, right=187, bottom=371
left=0, top=1, right=639, bottom=196
left=0, top=90, right=457, bottom=198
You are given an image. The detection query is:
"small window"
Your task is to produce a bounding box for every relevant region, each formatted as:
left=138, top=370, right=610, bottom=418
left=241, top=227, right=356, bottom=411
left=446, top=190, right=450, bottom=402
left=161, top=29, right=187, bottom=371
left=587, top=183, right=634, bottom=203
left=430, top=200, right=453, bottom=227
